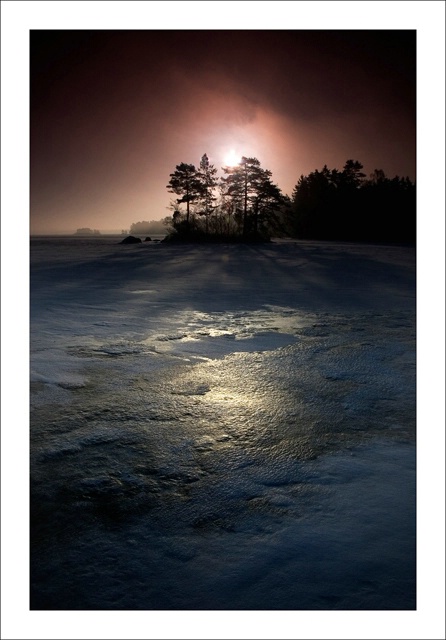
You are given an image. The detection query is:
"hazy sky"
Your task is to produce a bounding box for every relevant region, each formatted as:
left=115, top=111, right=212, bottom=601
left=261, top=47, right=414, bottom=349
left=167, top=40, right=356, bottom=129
left=30, top=29, right=416, bottom=234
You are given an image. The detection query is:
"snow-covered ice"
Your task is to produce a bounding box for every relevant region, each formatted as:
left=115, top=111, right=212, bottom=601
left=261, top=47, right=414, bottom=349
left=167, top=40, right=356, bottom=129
left=30, top=236, right=416, bottom=610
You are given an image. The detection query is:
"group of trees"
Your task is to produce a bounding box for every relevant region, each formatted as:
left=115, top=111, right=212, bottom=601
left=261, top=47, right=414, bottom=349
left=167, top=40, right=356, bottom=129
left=289, top=160, right=415, bottom=243
left=166, top=154, right=286, bottom=241
left=129, top=219, right=171, bottom=236
left=164, top=154, right=415, bottom=243
left=75, top=227, right=101, bottom=236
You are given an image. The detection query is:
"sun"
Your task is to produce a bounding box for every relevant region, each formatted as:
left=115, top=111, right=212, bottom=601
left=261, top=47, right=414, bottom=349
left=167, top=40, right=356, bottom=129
left=223, top=150, right=240, bottom=167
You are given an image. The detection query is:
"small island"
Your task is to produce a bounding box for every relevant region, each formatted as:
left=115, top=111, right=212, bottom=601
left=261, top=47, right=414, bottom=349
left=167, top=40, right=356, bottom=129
left=74, top=228, right=101, bottom=236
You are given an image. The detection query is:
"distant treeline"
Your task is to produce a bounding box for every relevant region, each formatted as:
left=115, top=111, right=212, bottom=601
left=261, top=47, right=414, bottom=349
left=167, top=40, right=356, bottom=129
left=289, top=161, right=415, bottom=243
left=163, top=154, right=415, bottom=244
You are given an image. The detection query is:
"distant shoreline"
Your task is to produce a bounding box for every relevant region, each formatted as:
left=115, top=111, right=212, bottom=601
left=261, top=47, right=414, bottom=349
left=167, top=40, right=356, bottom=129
left=29, top=232, right=415, bottom=248
left=30, top=233, right=135, bottom=238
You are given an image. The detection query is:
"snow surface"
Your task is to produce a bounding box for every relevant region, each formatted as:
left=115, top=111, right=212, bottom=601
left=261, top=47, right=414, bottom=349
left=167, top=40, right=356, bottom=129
left=30, top=236, right=416, bottom=610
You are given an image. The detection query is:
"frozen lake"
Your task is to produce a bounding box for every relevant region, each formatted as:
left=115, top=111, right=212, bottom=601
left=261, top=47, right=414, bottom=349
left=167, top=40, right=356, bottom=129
left=29, top=236, right=416, bottom=610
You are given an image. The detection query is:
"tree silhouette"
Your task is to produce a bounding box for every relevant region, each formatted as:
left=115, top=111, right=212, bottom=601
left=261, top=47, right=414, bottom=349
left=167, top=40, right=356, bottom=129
left=196, top=153, right=218, bottom=234
left=166, top=163, right=201, bottom=224
left=290, top=160, right=415, bottom=242
left=360, top=171, right=416, bottom=243
left=251, top=173, right=285, bottom=237
left=290, top=166, right=337, bottom=238
left=339, top=159, right=366, bottom=189
left=221, top=157, right=283, bottom=239
left=164, top=154, right=414, bottom=243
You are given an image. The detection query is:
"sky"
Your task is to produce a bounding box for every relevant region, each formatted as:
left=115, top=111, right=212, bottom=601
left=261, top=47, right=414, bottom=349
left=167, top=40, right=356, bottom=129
left=29, top=29, right=417, bottom=234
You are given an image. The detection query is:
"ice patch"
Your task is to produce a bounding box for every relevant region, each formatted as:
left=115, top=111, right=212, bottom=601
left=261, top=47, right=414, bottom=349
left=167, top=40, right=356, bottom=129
left=30, top=348, right=89, bottom=405
left=150, top=329, right=298, bottom=359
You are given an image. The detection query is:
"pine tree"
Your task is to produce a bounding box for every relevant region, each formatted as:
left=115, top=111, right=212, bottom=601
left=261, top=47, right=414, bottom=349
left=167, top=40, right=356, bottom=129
left=196, top=153, right=218, bottom=234
left=166, top=163, right=201, bottom=224
left=221, top=157, right=283, bottom=238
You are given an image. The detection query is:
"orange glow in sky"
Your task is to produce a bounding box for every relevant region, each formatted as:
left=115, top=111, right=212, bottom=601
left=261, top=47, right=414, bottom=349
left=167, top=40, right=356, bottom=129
left=29, top=30, right=416, bottom=235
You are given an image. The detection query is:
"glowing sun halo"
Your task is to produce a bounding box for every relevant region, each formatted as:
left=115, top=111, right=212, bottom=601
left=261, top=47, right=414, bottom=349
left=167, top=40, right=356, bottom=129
left=223, top=150, right=240, bottom=167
